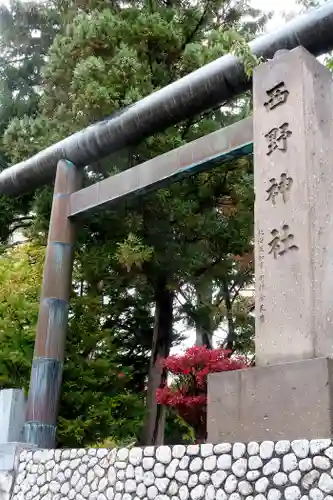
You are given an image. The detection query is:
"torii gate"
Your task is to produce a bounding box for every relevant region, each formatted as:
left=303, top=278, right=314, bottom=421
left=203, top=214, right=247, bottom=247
left=1, top=3, right=333, bottom=448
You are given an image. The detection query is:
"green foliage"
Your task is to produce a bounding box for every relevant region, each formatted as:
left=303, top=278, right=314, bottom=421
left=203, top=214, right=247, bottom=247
left=0, top=243, right=42, bottom=389
left=0, top=0, right=265, bottom=445
left=0, top=241, right=151, bottom=447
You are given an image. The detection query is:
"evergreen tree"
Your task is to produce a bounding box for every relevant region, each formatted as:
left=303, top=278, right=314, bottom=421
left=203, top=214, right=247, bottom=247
left=1, top=0, right=266, bottom=444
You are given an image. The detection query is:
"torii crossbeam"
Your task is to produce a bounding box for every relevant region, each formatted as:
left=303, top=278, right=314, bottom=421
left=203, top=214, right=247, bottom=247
left=3, top=2, right=333, bottom=447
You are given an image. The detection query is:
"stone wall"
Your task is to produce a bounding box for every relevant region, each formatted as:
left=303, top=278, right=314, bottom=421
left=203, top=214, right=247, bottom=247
left=11, top=439, right=333, bottom=500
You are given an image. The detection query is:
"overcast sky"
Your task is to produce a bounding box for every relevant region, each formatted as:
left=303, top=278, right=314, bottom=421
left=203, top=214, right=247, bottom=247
left=251, top=0, right=300, bottom=31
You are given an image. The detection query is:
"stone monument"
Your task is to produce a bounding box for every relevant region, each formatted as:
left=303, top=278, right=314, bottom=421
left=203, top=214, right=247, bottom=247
left=208, top=47, right=333, bottom=442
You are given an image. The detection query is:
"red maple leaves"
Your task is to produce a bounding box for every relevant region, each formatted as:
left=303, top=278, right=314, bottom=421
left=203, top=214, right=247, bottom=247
left=156, top=346, right=248, bottom=439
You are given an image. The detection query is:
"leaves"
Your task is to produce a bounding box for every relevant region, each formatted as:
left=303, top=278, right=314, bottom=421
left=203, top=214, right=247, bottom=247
left=0, top=0, right=263, bottom=445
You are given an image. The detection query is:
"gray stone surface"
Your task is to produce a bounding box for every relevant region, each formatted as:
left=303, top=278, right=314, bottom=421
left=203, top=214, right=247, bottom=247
left=208, top=47, right=333, bottom=445
left=253, top=47, right=333, bottom=366
left=10, top=439, right=333, bottom=500
left=0, top=390, right=26, bottom=444
left=208, top=358, right=333, bottom=443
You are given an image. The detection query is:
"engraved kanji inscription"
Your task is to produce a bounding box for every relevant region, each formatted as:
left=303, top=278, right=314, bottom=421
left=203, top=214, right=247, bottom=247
left=264, top=82, right=289, bottom=110
left=268, top=224, right=299, bottom=259
left=265, top=123, right=292, bottom=156
left=257, top=229, right=265, bottom=322
left=266, top=173, right=293, bottom=205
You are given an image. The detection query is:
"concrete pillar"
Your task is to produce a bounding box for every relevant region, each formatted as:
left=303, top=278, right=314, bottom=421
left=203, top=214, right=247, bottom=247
left=23, top=160, right=83, bottom=448
left=0, top=389, right=31, bottom=500
left=0, top=389, right=25, bottom=444
left=253, top=46, right=333, bottom=367
left=207, top=47, right=333, bottom=443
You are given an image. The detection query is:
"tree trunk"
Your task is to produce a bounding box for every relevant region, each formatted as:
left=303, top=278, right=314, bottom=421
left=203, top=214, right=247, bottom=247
left=140, top=275, right=174, bottom=446
left=195, top=280, right=213, bottom=348
left=223, top=279, right=235, bottom=350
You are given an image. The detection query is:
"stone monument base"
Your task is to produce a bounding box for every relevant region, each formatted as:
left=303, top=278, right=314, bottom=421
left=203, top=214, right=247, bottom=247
left=207, top=357, right=333, bottom=443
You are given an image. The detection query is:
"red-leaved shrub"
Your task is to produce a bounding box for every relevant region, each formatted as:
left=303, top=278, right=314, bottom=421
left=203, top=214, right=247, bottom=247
left=156, top=346, right=248, bottom=442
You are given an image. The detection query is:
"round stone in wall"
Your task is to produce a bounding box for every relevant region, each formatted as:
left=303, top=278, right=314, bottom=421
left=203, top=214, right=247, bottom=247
left=179, top=485, right=189, bottom=500
left=79, top=464, right=88, bottom=475
left=233, top=443, right=246, bottom=459
left=156, top=446, right=172, bottom=465
left=283, top=453, right=298, bottom=472
left=309, top=488, right=324, bottom=500
left=143, top=471, right=155, bottom=487
left=81, top=485, right=90, bottom=498
left=211, top=470, right=227, bottom=488
left=255, top=477, right=270, bottom=493
left=154, top=463, right=165, bottom=478
left=100, top=477, right=108, bottom=492
left=190, top=457, right=203, bottom=473
left=115, top=481, right=124, bottom=492
left=260, top=441, right=274, bottom=460
left=121, top=494, right=131, bottom=500
left=225, top=475, right=238, bottom=494
left=187, top=445, right=200, bottom=456
left=248, top=442, right=260, bottom=456
left=179, top=456, right=190, bottom=469
left=289, top=471, right=302, bottom=484
left=88, top=457, right=98, bottom=469
left=232, top=458, right=247, bottom=478
left=310, top=440, right=331, bottom=455
left=216, top=489, right=227, bottom=500
left=168, top=480, right=178, bottom=496
left=247, top=470, right=261, bottom=481
left=302, top=471, right=320, bottom=490
left=188, top=474, right=198, bottom=488
left=238, top=480, right=253, bottom=495
left=249, top=456, right=263, bottom=470
left=126, top=464, right=135, bottom=479
left=117, top=470, right=125, bottom=480
left=206, top=484, right=216, bottom=500
left=129, top=448, right=143, bottom=467
left=203, top=455, right=216, bottom=471
left=325, top=447, right=333, bottom=460
left=313, top=457, right=330, bottom=471
left=285, top=486, right=302, bottom=500
left=201, top=444, right=213, bottom=457
left=147, top=485, right=158, bottom=499
left=166, top=459, right=179, bottom=479
left=144, top=447, right=154, bottom=457
left=142, top=458, right=154, bottom=471
left=300, top=459, right=313, bottom=472
left=217, top=454, right=232, bottom=470
left=117, top=449, right=129, bottom=462
left=273, top=473, right=288, bottom=487
left=263, top=458, right=281, bottom=476
left=214, top=443, right=232, bottom=454
left=292, top=440, right=310, bottom=459
left=254, top=494, right=267, bottom=500
left=49, top=481, right=60, bottom=493
left=135, top=466, right=144, bottom=482
left=175, top=470, right=189, bottom=484
left=173, top=445, right=186, bottom=459
left=125, top=480, right=136, bottom=493
left=319, top=473, right=333, bottom=494
left=190, top=484, right=205, bottom=500
left=198, top=471, right=210, bottom=484
left=156, top=477, right=169, bottom=493
left=107, top=468, right=116, bottom=486
left=106, top=487, right=115, bottom=500
left=97, top=449, right=108, bottom=459
left=268, top=489, right=282, bottom=500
